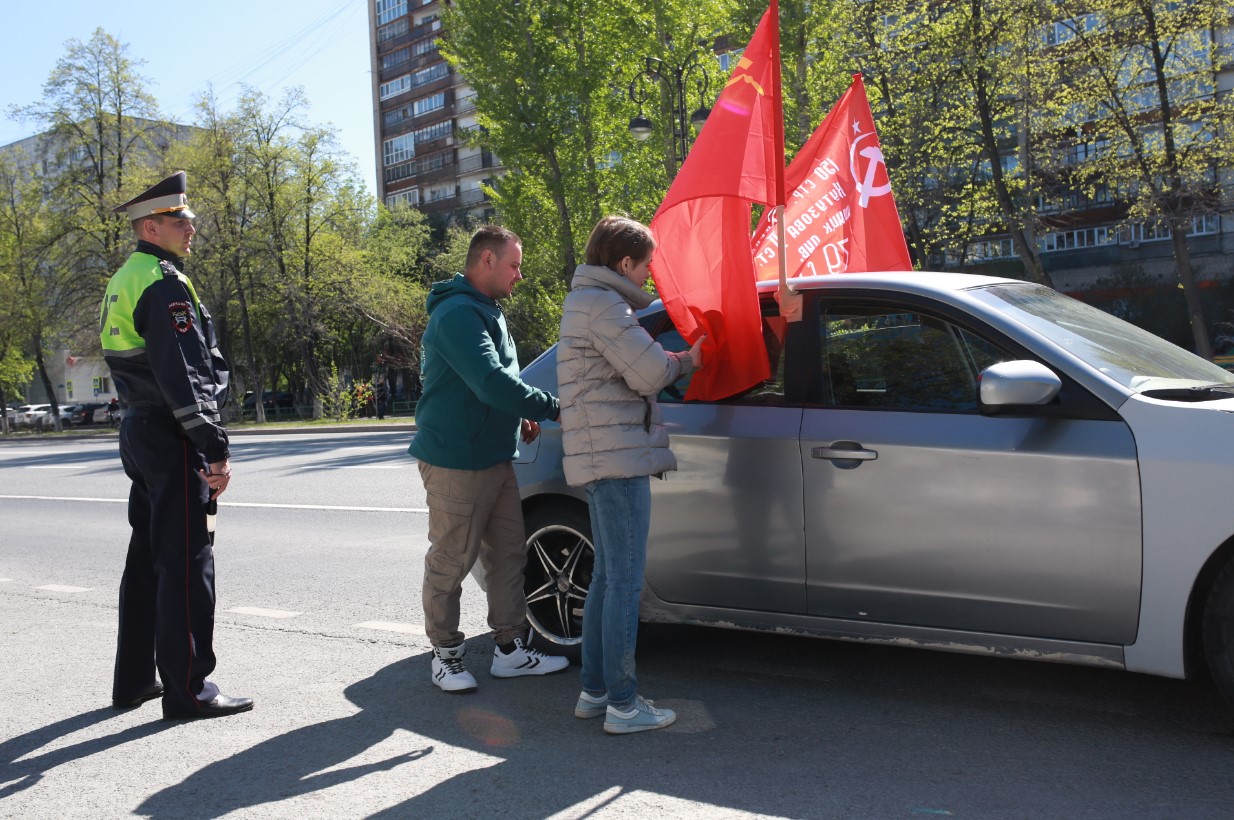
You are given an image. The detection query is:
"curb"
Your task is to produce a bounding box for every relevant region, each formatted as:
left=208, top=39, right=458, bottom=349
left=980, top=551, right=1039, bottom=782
left=0, top=422, right=418, bottom=443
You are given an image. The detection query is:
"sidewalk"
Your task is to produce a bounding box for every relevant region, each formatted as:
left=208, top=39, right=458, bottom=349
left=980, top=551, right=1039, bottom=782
left=0, top=417, right=416, bottom=442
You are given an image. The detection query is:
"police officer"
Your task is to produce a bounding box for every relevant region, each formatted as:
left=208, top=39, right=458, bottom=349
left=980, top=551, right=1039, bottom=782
left=101, top=171, right=253, bottom=720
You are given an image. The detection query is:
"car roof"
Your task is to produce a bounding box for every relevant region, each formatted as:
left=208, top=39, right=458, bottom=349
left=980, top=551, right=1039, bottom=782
left=754, top=270, right=1023, bottom=296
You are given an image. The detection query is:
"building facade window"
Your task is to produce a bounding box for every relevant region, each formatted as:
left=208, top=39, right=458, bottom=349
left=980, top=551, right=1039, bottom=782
left=384, top=103, right=414, bottom=129
left=383, top=133, right=415, bottom=166
left=386, top=189, right=420, bottom=207
left=376, top=0, right=407, bottom=26
left=379, top=74, right=412, bottom=101
left=426, top=183, right=455, bottom=202
left=377, top=17, right=409, bottom=43
left=382, top=46, right=410, bottom=71
left=414, top=120, right=453, bottom=144
left=413, top=92, right=446, bottom=117
left=413, top=62, right=448, bottom=87
left=412, top=36, right=439, bottom=56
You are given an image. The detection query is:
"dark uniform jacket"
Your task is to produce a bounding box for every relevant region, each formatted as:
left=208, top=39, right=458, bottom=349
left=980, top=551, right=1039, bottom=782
left=99, top=240, right=230, bottom=462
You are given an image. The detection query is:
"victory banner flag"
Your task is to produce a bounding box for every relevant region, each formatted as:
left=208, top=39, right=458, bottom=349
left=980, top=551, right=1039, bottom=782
left=751, top=73, right=910, bottom=280
left=649, top=0, right=784, bottom=402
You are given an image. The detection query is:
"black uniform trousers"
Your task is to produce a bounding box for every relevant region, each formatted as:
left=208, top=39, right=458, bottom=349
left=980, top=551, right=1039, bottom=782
left=113, top=410, right=217, bottom=712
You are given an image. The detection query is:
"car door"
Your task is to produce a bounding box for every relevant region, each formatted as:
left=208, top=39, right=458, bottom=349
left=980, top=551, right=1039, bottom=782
left=801, top=292, right=1142, bottom=644
left=640, top=302, right=807, bottom=614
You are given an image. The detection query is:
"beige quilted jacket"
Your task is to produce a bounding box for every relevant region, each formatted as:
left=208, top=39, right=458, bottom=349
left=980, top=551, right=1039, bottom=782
left=557, top=264, right=695, bottom=486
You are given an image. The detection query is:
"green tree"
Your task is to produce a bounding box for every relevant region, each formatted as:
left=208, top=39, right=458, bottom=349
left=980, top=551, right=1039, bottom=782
left=1051, top=0, right=1234, bottom=357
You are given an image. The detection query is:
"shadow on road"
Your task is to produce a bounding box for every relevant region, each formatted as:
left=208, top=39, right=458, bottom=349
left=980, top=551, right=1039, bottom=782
left=0, top=707, right=172, bottom=800
left=129, top=624, right=1234, bottom=819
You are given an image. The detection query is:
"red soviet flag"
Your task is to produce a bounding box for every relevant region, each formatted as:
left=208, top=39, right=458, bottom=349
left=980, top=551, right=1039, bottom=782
left=649, top=0, right=783, bottom=401
left=751, top=73, right=910, bottom=280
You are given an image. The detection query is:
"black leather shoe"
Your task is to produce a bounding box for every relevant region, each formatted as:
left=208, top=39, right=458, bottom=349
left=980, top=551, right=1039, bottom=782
left=112, top=682, right=165, bottom=709
left=162, top=694, right=254, bottom=720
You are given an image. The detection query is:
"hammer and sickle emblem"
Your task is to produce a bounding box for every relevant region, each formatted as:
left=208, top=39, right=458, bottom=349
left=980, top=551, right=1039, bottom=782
left=851, top=132, right=892, bottom=208
left=723, top=56, right=766, bottom=96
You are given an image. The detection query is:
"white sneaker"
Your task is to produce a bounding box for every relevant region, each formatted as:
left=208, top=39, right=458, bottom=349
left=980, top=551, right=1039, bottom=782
left=490, top=637, right=570, bottom=678
left=604, top=695, right=676, bottom=735
left=432, top=644, right=477, bottom=693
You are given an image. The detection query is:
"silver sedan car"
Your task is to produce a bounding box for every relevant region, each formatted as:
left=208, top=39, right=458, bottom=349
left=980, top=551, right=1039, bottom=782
left=507, top=272, right=1234, bottom=705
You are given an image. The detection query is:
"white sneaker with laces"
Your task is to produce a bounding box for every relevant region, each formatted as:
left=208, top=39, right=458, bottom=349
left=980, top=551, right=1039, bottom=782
left=432, top=644, right=478, bottom=693
left=604, top=695, right=676, bottom=735
left=490, top=637, right=570, bottom=678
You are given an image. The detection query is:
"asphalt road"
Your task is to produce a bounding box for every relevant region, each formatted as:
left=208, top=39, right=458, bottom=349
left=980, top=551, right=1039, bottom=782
left=2, top=430, right=1234, bottom=819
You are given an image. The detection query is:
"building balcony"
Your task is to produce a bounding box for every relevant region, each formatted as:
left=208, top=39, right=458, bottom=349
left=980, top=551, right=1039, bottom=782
left=378, top=49, right=446, bottom=83
left=456, top=152, right=494, bottom=175
left=458, top=188, right=488, bottom=207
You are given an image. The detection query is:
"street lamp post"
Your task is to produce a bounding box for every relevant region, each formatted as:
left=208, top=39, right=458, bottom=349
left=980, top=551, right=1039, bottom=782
left=628, top=49, right=713, bottom=178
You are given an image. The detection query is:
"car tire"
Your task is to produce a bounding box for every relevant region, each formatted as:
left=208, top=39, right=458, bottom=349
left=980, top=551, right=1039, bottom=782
left=1203, top=557, right=1234, bottom=705
left=523, top=503, right=593, bottom=662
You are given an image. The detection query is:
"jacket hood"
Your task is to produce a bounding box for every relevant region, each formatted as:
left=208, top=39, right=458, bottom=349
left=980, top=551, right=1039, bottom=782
left=570, top=264, right=655, bottom=311
left=425, top=273, right=492, bottom=315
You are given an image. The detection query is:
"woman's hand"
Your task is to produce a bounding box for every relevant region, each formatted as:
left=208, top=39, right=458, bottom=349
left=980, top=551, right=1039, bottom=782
left=689, top=334, right=707, bottom=369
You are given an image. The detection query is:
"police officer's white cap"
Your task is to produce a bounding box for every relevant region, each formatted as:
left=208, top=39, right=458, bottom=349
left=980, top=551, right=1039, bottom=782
left=113, top=171, right=196, bottom=221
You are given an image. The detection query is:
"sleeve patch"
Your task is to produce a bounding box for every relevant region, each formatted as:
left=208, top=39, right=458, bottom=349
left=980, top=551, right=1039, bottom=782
left=169, top=301, right=195, bottom=333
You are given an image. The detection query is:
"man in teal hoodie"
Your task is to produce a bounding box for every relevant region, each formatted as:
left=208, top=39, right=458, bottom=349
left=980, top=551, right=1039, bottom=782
left=410, top=225, right=568, bottom=693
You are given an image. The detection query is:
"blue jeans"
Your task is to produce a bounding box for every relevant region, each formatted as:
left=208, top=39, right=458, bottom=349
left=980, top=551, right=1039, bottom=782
left=581, top=475, right=651, bottom=711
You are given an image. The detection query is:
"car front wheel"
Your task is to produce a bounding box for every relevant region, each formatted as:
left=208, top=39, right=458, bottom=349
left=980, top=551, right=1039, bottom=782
left=1203, top=557, right=1234, bottom=705
left=523, top=503, right=593, bottom=661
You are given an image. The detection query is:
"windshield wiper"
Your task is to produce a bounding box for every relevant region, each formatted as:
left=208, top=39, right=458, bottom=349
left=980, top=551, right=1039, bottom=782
left=1141, top=384, right=1234, bottom=402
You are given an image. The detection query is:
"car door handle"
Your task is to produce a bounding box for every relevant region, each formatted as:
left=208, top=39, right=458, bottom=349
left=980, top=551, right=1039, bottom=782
left=812, top=443, right=878, bottom=461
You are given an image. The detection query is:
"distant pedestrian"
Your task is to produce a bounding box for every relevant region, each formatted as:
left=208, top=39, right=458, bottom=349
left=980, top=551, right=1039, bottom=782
left=101, top=172, right=252, bottom=720
left=556, top=216, right=705, bottom=734
left=409, top=224, right=568, bottom=692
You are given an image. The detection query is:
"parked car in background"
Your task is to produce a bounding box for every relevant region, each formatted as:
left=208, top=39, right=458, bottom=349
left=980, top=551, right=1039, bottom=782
left=16, top=404, right=51, bottom=427
left=242, top=391, right=297, bottom=419
left=499, top=271, right=1234, bottom=709
left=38, top=405, right=79, bottom=430
left=71, top=402, right=107, bottom=425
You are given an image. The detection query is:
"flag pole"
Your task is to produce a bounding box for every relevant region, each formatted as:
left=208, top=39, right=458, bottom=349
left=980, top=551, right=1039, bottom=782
left=768, top=0, right=801, bottom=322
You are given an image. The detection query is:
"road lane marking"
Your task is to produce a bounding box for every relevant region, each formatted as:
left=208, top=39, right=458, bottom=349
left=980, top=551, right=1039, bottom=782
left=0, top=578, right=11, bottom=583
left=25, top=465, right=88, bottom=469
left=226, top=606, right=302, bottom=619
left=0, top=495, right=427, bottom=513
left=298, top=465, right=405, bottom=470
left=36, top=585, right=93, bottom=593
left=355, top=621, right=421, bottom=634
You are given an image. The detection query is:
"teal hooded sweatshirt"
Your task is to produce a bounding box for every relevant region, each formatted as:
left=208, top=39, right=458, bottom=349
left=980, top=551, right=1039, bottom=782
left=409, top=274, right=559, bottom=470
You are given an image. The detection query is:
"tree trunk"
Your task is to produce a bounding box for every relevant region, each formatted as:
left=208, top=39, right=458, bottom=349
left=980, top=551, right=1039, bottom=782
left=1171, top=222, right=1212, bottom=359
left=31, top=336, right=61, bottom=432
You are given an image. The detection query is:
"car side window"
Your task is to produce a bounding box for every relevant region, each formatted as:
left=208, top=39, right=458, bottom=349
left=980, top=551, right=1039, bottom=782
left=821, top=306, right=1009, bottom=412
left=650, top=305, right=786, bottom=404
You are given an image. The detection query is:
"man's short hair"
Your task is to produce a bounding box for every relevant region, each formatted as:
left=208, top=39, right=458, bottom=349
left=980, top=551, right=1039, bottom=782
left=131, top=214, right=163, bottom=236
left=465, top=224, right=520, bottom=270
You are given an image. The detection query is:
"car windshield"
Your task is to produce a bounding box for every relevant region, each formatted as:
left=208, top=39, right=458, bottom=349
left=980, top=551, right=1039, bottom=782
left=970, top=283, right=1234, bottom=393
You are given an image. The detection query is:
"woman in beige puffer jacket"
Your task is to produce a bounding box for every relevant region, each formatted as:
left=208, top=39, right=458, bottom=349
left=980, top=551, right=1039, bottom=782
left=557, top=216, right=704, bottom=734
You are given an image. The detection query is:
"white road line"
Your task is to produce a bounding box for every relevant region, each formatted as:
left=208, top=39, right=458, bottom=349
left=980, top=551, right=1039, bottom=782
left=0, top=495, right=125, bottom=503
left=298, top=465, right=405, bottom=470
left=25, top=465, right=87, bottom=469
left=225, top=501, right=427, bottom=513
left=0, top=495, right=427, bottom=513
left=355, top=621, right=421, bottom=634
left=226, top=606, right=302, bottom=619
left=0, top=578, right=11, bottom=583
left=36, top=584, right=93, bottom=593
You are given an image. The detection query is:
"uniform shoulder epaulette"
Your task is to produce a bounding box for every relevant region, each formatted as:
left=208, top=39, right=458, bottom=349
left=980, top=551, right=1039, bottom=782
left=157, top=259, right=179, bottom=279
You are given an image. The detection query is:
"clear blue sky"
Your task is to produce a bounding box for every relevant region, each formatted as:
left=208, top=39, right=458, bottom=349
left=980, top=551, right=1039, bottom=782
left=0, top=0, right=377, bottom=195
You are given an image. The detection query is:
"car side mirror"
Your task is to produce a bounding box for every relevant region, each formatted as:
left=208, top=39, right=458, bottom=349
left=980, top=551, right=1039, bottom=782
left=979, top=360, right=1061, bottom=415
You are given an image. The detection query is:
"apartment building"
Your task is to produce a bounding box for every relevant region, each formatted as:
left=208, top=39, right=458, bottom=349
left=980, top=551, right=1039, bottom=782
left=952, top=14, right=1234, bottom=296
left=368, top=0, right=498, bottom=222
